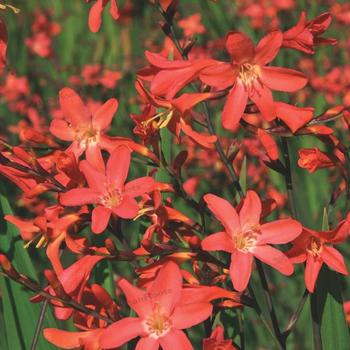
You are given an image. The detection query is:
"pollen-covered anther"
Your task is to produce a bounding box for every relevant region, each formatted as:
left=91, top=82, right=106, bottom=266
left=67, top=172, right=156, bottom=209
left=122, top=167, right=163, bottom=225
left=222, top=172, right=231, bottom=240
left=238, top=63, right=261, bottom=89
left=143, top=109, right=174, bottom=130
left=144, top=305, right=172, bottom=339
left=307, top=236, right=323, bottom=257
left=234, top=225, right=260, bottom=252
left=75, top=127, right=101, bottom=146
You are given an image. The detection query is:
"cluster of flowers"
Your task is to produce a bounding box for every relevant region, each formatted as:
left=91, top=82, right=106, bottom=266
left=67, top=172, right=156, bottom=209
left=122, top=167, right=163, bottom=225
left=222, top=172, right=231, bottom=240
left=0, top=0, right=349, bottom=349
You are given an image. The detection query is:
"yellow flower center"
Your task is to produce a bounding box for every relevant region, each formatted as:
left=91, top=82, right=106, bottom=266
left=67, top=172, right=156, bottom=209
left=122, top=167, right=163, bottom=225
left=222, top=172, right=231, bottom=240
left=307, top=236, right=323, bottom=257
left=238, top=63, right=261, bottom=89
left=233, top=224, right=260, bottom=252
left=75, top=126, right=100, bottom=147
left=144, top=305, right=172, bottom=339
left=100, top=186, right=123, bottom=208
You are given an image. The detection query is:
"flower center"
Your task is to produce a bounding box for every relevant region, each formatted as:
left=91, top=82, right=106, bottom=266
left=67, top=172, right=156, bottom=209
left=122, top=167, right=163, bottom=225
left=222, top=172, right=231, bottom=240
left=75, top=126, right=100, bottom=147
left=307, top=236, right=323, bottom=257
left=144, top=305, right=172, bottom=339
left=233, top=225, right=260, bottom=252
left=238, top=63, right=261, bottom=88
left=100, top=185, right=123, bottom=208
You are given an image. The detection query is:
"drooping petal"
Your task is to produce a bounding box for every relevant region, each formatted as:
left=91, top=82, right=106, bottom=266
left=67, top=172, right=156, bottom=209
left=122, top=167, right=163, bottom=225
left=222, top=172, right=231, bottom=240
left=88, top=0, right=103, bottom=33
left=229, top=251, right=253, bottom=292
left=59, top=87, right=91, bottom=127
left=321, top=246, right=348, bottom=275
left=253, top=31, right=283, bottom=66
left=92, top=98, right=118, bottom=130
left=125, top=177, right=155, bottom=198
left=225, top=32, right=254, bottom=63
left=79, top=159, right=106, bottom=192
left=258, top=219, right=302, bottom=245
left=253, top=246, right=294, bottom=276
left=171, top=302, right=212, bottom=329
left=148, top=261, right=182, bottom=315
left=275, top=102, right=314, bottom=133
left=172, top=92, right=214, bottom=115
left=60, top=188, right=100, bottom=206
left=159, top=329, right=193, bottom=350
left=118, top=278, right=153, bottom=318
left=261, top=67, right=307, bottom=92
left=180, top=121, right=217, bottom=149
left=222, top=83, right=248, bottom=131
left=107, top=145, right=131, bottom=188
left=204, top=194, right=240, bottom=234
left=91, top=206, right=111, bottom=234
left=49, top=119, right=75, bottom=141
left=112, top=196, right=139, bottom=219
left=201, top=231, right=234, bottom=253
left=99, top=318, right=145, bottom=349
left=305, top=255, right=323, bottom=293
left=249, top=83, right=276, bottom=121
left=239, top=190, right=262, bottom=228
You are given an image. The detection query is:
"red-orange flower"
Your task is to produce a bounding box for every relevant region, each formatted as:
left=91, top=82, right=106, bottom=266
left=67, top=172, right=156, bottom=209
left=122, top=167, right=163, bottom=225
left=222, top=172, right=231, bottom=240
left=60, top=145, right=155, bottom=234
left=203, top=325, right=237, bottom=350
left=87, top=0, right=119, bottom=33
left=286, top=222, right=349, bottom=292
left=201, top=191, right=302, bottom=291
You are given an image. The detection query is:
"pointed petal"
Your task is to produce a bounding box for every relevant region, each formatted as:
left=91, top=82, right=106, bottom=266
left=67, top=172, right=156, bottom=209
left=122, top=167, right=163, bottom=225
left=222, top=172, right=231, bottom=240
left=261, top=67, right=307, bottom=92
left=59, top=87, right=91, bottom=126
left=136, top=337, right=159, bottom=350
left=171, top=302, right=212, bottom=329
left=180, top=121, right=217, bottom=149
left=148, top=261, right=182, bottom=315
left=305, top=255, right=323, bottom=293
left=225, top=32, right=254, bottom=63
left=239, top=190, right=261, bottom=228
left=107, top=145, right=131, bottom=187
left=199, top=62, right=236, bottom=89
left=88, top=0, right=103, bottom=33
left=145, top=51, right=192, bottom=69
left=85, top=145, right=105, bottom=172
left=109, top=0, right=120, bottom=20
left=249, top=83, right=276, bottom=121
left=229, top=251, right=253, bottom=292
left=204, top=194, right=240, bottom=234
left=49, top=119, right=74, bottom=141
left=91, top=206, right=111, bottom=234
left=275, top=102, right=314, bottom=133
left=172, top=93, right=214, bottom=115
left=258, top=219, right=302, bottom=245
left=321, top=246, right=348, bottom=275
left=125, top=177, right=155, bottom=197
left=43, top=329, right=97, bottom=349
left=92, top=98, right=118, bottom=130
left=254, top=31, right=283, bottom=66
left=253, top=246, right=294, bottom=275
left=222, top=83, right=248, bottom=131
left=118, top=278, right=152, bottom=318
left=159, top=329, right=193, bottom=350
left=201, top=231, right=234, bottom=253
left=59, top=188, right=100, bottom=206
left=99, top=318, right=145, bottom=349
left=112, top=196, right=139, bottom=219
left=80, top=159, right=106, bottom=192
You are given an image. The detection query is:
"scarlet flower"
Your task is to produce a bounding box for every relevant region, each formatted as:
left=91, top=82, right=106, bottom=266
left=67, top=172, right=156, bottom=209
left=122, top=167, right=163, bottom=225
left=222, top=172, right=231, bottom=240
left=87, top=0, right=119, bottom=33
left=283, top=12, right=337, bottom=54
left=286, top=222, right=349, bottom=292
left=202, top=325, right=237, bottom=350
left=297, top=148, right=335, bottom=173
left=199, top=31, right=307, bottom=131
left=178, top=13, right=206, bottom=36
left=50, top=87, right=119, bottom=170
left=201, top=191, right=302, bottom=291
left=99, top=261, right=225, bottom=349
left=60, top=145, right=155, bottom=234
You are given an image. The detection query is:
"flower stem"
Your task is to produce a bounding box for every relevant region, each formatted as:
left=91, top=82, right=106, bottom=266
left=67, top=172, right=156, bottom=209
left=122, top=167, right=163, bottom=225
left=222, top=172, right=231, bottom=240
left=30, top=299, right=48, bottom=350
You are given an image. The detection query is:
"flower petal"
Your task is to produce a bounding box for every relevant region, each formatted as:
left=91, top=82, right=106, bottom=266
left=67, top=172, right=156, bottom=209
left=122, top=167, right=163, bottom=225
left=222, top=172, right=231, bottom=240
left=199, top=62, right=236, bottom=89
left=201, top=231, right=234, bottom=253
left=253, top=246, right=294, bottom=276
left=204, top=194, right=240, bottom=234
left=88, top=0, right=103, bottom=33
left=159, top=329, right=193, bottom=350
left=229, top=251, right=253, bottom=292
left=49, top=119, right=74, bottom=141
left=60, top=188, right=100, bottom=206
left=112, top=196, right=139, bottom=219
left=321, top=246, right=348, bottom=275
left=92, top=98, right=118, bottom=130
left=136, top=337, right=159, bottom=350
left=91, top=206, right=111, bottom=234
left=258, top=219, right=302, bottom=245
left=239, top=190, right=261, bottom=228
left=99, top=317, right=145, bottom=349
left=222, top=83, right=248, bottom=131
left=107, top=145, right=131, bottom=188
left=80, top=159, right=106, bottom=192
left=253, top=31, right=283, bottom=66
left=261, top=67, right=307, bottom=92
left=249, top=83, right=276, bottom=121
left=171, top=302, right=212, bottom=329
left=305, top=255, right=323, bottom=293
left=125, top=177, right=155, bottom=198
left=225, top=31, right=254, bottom=63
